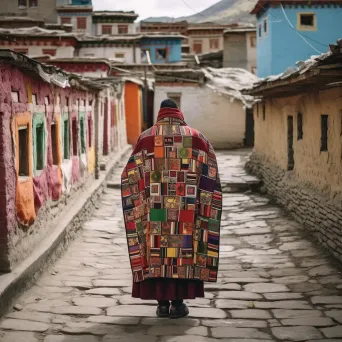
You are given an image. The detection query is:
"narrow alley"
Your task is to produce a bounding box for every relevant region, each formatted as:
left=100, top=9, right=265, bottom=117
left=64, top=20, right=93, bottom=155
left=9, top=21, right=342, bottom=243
left=1, top=151, right=342, bottom=342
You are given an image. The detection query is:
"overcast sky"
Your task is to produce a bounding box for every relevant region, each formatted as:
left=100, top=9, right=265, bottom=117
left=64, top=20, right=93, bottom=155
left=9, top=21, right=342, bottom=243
left=93, top=0, right=220, bottom=20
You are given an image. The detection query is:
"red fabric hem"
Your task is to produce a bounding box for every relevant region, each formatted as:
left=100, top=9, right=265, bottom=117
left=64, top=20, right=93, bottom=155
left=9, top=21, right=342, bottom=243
left=132, top=278, right=205, bottom=301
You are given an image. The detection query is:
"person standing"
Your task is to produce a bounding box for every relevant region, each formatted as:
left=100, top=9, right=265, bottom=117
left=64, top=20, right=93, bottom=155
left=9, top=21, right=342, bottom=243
left=121, top=99, right=222, bottom=319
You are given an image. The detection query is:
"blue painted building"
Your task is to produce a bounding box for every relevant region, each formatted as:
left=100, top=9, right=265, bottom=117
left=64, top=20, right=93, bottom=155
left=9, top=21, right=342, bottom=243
left=140, top=34, right=183, bottom=64
left=252, top=0, right=342, bottom=77
left=56, top=0, right=92, bottom=5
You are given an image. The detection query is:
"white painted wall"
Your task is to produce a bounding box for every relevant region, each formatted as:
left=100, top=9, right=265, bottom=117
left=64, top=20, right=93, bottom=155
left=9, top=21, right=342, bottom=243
left=154, top=85, right=246, bottom=149
left=4, top=45, right=75, bottom=58
left=78, top=46, right=141, bottom=63
left=95, top=23, right=136, bottom=35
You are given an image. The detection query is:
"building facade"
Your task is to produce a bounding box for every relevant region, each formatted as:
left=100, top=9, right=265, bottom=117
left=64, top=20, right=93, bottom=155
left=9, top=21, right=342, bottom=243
left=154, top=69, right=256, bottom=149
left=223, top=28, right=257, bottom=74
left=187, top=24, right=230, bottom=55
left=0, top=50, right=128, bottom=272
left=251, top=0, right=342, bottom=77
left=140, top=21, right=189, bottom=53
left=245, top=41, right=342, bottom=262
left=140, top=34, right=184, bottom=64
left=77, top=36, right=141, bottom=63
left=0, top=0, right=57, bottom=23
left=0, top=28, right=77, bottom=58
left=56, top=0, right=93, bottom=35
left=92, top=11, right=138, bottom=36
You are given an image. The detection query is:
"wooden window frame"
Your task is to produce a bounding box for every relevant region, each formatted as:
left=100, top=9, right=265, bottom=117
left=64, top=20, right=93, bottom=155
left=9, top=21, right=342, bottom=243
left=250, top=35, right=256, bottom=48
left=118, top=24, right=128, bottom=34
left=209, top=38, right=220, bottom=50
left=297, top=12, right=317, bottom=31
left=264, top=17, right=268, bottom=35
left=320, top=114, right=328, bottom=152
left=61, top=17, right=71, bottom=25
left=297, top=112, right=303, bottom=140
left=77, top=17, right=87, bottom=30
left=18, top=125, right=30, bottom=177
left=193, top=40, right=203, bottom=54
left=155, top=47, right=168, bottom=61
left=102, top=25, right=112, bottom=35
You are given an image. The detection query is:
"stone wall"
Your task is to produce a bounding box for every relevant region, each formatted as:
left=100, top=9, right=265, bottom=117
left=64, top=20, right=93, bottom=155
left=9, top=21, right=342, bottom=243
left=247, top=85, right=342, bottom=262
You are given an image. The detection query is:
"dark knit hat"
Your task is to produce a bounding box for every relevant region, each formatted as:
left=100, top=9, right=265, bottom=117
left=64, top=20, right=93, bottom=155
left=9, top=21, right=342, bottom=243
left=160, top=98, right=178, bottom=109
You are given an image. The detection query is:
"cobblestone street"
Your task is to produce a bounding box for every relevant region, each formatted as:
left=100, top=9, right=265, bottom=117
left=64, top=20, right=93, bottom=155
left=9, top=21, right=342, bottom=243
left=1, top=151, right=342, bottom=341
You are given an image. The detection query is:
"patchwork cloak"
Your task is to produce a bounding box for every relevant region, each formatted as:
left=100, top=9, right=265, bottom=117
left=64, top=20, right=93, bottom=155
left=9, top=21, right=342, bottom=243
left=121, top=108, right=222, bottom=283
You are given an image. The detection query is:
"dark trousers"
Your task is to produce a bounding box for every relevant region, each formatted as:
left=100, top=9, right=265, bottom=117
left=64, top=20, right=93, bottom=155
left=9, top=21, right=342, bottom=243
left=158, top=299, right=183, bottom=307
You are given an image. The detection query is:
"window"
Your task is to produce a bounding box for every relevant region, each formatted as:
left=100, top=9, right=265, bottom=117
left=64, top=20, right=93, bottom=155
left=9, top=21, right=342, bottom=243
left=256, top=103, right=259, bottom=118
left=51, top=123, right=58, bottom=165
left=29, top=0, right=37, bottom=7
left=115, top=52, right=125, bottom=59
left=298, top=13, right=316, bottom=31
left=18, top=0, right=27, bottom=8
left=264, top=18, right=268, bottom=35
left=263, top=103, right=266, bottom=121
left=258, top=24, right=262, bottom=38
left=18, top=125, right=29, bottom=177
left=11, top=91, right=19, bottom=103
left=77, top=17, right=87, bottom=30
left=297, top=112, right=303, bottom=140
left=193, top=40, right=202, bottom=54
left=321, top=115, right=328, bottom=152
left=250, top=36, right=256, bottom=48
left=80, top=118, right=86, bottom=154
left=13, top=48, right=28, bottom=55
left=209, top=38, right=219, bottom=50
left=118, top=25, right=128, bottom=34
left=167, top=93, right=181, bottom=109
left=63, top=119, right=69, bottom=160
left=65, top=96, right=69, bottom=108
left=36, top=124, right=44, bottom=170
left=88, top=117, right=92, bottom=148
left=102, top=25, right=112, bottom=35
left=42, top=49, right=56, bottom=56
left=61, top=17, right=71, bottom=25
left=141, top=49, right=151, bottom=63
left=155, top=48, right=168, bottom=61
left=72, top=119, right=77, bottom=156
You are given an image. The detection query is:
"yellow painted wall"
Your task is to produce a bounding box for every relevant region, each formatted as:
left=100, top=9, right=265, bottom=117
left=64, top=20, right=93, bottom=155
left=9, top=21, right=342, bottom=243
left=254, top=86, right=342, bottom=199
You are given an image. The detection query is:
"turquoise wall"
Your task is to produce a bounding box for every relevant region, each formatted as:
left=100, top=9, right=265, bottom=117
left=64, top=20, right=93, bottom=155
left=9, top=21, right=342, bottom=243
left=257, top=5, right=342, bottom=77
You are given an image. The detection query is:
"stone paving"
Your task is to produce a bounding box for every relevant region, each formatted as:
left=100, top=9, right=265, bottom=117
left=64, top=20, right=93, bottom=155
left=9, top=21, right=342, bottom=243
left=1, top=151, right=342, bottom=341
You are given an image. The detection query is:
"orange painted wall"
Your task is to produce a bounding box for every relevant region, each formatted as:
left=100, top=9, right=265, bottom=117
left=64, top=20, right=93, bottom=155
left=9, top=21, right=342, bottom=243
left=124, top=82, right=142, bottom=145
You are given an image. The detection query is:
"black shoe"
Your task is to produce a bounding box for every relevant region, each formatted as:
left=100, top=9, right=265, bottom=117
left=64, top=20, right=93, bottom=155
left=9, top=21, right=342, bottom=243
left=156, top=305, right=170, bottom=318
left=169, top=303, right=189, bottom=319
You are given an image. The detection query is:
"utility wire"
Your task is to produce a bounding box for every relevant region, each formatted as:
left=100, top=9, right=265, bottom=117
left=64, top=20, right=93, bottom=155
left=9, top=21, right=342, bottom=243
left=280, top=4, right=322, bottom=54
left=251, top=0, right=328, bottom=48
left=179, top=0, right=238, bottom=27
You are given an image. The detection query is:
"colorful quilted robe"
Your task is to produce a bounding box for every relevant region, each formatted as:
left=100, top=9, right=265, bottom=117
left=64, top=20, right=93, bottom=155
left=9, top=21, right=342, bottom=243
left=121, top=107, right=222, bottom=283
